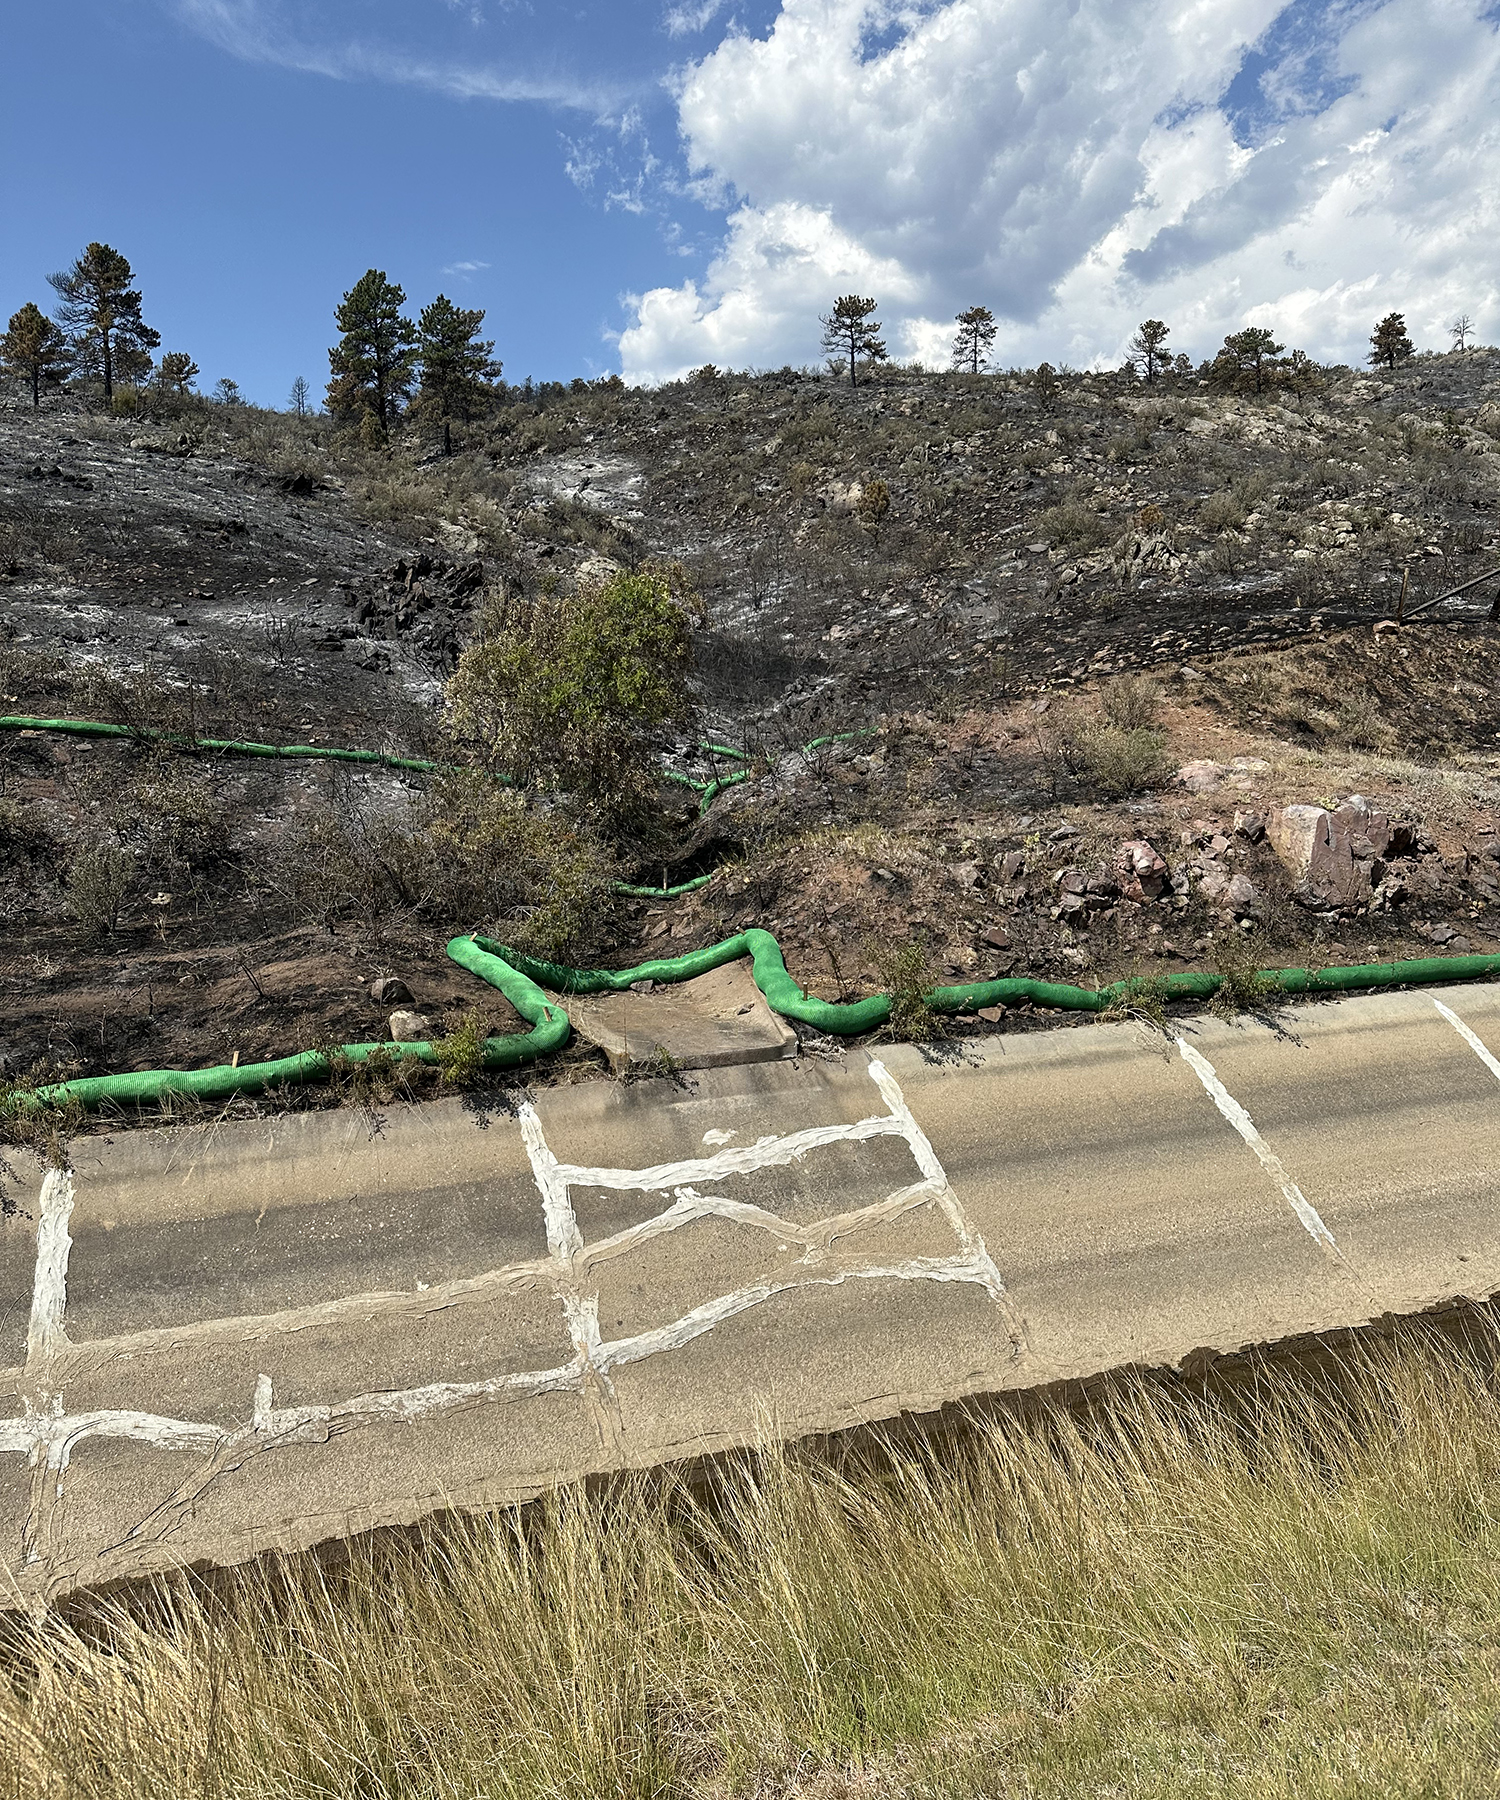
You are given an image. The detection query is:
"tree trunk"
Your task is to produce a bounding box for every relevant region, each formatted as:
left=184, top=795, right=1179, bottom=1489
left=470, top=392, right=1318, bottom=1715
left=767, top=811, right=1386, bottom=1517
left=31, top=365, right=40, bottom=409
left=443, top=418, right=452, bottom=457
left=102, top=327, right=113, bottom=406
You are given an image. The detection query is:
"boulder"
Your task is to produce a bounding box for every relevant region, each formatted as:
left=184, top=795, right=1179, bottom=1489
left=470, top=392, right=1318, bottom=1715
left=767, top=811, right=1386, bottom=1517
left=371, top=977, right=413, bottom=1006
left=1269, top=795, right=1393, bottom=910
left=389, top=1010, right=435, bottom=1043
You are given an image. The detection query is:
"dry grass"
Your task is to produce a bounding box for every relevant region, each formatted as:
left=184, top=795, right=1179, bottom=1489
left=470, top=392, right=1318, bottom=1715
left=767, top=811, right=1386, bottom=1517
left=8, top=1328, right=1500, bottom=1797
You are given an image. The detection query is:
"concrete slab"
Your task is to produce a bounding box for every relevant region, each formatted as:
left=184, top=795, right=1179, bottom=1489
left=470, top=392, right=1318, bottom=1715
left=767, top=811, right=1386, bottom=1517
left=6, top=982, right=1500, bottom=1603
left=563, top=958, right=798, bottom=1072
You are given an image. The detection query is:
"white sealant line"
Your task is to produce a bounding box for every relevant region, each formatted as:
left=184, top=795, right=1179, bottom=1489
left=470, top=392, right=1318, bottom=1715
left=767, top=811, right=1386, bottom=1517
left=595, top=1252, right=998, bottom=1370
left=550, top=1110, right=906, bottom=1194
left=865, top=1060, right=1013, bottom=1306
left=1432, top=997, right=1500, bottom=1083
left=1174, top=1036, right=1341, bottom=1256
left=26, top=1168, right=75, bottom=1367
left=519, top=1103, right=609, bottom=1390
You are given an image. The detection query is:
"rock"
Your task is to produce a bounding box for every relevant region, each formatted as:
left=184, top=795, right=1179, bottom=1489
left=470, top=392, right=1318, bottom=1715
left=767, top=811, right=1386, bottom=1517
left=629, top=979, right=655, bottom=995
left=1177, top=760, right=1225, bottom=794
left=388, top=1010, right=435, bottom=1043
left=1047, top=823, right=1079, bottom=842
left=981, top=924, right=1011, bottom=950
left=1234, top=810, right=1266, bottom=843
left=371, top=977, right=413, bottom=1005
left=1225, top=873, right=1262, bottom=918
left=977, top=1005, right=1007, bottom=1023
left=1116, top=838, right=1169, bottom=901
left=1374, top=619, right=1402, bottom=636
left=999, top=849, right=1027, bottom=882
left=1269, top=795, right=1394, bottom=910
left=948, top=861, right=983, bottom=889
left=1418, top=922, right=1459, bottom=945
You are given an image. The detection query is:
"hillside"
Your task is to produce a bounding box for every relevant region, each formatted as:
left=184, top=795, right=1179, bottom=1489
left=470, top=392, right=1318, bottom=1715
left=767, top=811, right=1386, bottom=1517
left=3, top=347, right=1500, bottom=1103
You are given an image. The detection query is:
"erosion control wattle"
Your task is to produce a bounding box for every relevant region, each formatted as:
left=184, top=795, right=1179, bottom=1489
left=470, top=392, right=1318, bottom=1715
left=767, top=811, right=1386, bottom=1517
left=8, top=714, right=1500, bottom=1114
left=16, top=931, right=1500, bottom=1114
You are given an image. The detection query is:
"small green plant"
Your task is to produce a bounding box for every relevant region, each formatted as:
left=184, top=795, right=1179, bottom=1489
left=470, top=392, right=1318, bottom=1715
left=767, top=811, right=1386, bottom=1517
left=433, top=1013, right=490, bottom=1088
left=1211, top=931, right=1285, bottom=1016
left=873, top=938, right=938, bottom=1042
left=1099, top=970, right=1174, bottom=1030
left=1037, top=499, right=1112, bottom=552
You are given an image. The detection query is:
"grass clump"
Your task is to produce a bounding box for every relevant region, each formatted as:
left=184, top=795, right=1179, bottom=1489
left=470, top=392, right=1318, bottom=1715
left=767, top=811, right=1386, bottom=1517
left=1211, top=930, right=1286, bottom=1016
left=1064, top=721, right=1172, bottom=799
left=873, top=937, right=939, bottom=1041
left=10, top=1329, right=1500, bottom=1796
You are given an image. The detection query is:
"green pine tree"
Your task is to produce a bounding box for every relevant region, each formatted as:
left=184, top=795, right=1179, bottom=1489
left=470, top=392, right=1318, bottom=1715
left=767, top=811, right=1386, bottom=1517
left=1, top=302, right=71, bottom=408
left=1209, top=327, right=1284, bottom=395
left=47, top=244, right=159, bottom=405
left=950, top=305, right=998, bottom=375
left=1369, top=312, right=1416, bottom=369
left=326, top=270, right=418, bottom=438
left=819, top=295, right=888, bottom=387
left=416, top=295, right=501, bottom=454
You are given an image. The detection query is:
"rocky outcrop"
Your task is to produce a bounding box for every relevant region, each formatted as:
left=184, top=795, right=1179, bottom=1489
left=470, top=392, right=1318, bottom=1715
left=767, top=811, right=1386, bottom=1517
left=342, top=553, right=486, bottom=672
left=1269, top=796, right=1418, bottom=911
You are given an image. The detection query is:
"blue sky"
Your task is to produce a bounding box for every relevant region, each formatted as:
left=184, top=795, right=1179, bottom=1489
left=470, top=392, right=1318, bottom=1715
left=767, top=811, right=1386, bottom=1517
left=3, top=1, right=1497, bottom=400
left=0, top=0, right=771, bottom=403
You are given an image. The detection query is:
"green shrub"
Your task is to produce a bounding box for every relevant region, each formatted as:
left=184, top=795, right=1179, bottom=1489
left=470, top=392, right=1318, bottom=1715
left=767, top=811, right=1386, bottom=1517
left=447, top=563, right=702, bottom=820
left=873, top=938, right=938, bottom=1042
left=1064, top=722, right=1172, bottom=799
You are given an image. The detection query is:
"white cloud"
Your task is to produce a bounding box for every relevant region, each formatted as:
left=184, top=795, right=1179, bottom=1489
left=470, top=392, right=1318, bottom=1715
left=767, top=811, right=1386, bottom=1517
left=663, top=0, right=731, bottom=35
left=441, top=259, right=491, bottom=274
left=621, top=0, right=1500, bottom=381
left=167, top=0, right=620, bottom=109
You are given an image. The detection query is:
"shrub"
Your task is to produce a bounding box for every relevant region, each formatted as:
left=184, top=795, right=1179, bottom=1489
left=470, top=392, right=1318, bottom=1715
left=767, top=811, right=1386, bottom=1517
left=1100, top=673, right=1162, bottom=733
left=1199, top=491, right=1247, bottom=532
left=873, top=938, right=938, bottom=1042
left=447, top=563, right=702, bottom=821
left=65, top=839, right=134, bottom=935
left=1064, top=722, right=1172, bottom=799
left=433, top=1012, right=490, bottom=1088
left=1038, top=499, right=1113, bottom=552
left=417, top=778, right=617, bottom=959
left=1211, top=931, right=1285, bottom=1016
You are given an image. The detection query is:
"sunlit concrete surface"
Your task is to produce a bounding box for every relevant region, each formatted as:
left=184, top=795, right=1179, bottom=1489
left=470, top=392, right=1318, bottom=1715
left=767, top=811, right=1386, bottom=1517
left=5, top=980, right=1500, bottom=1604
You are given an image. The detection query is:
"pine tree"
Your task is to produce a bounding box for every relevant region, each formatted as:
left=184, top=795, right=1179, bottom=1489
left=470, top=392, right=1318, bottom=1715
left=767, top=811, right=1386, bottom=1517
left=819, top=295, right=887, bottom=387
left=1129, top=319, right=1171, bottom=382
left=950, top=304, right=997, bottom=375
left=156, top=352, right=199, bottom=395
left=214, top=377, right=242, bottom=405
left=1369, top=312, right=1415, bottom=369
left=289, top=375, right=310, bottom=417
left=1, top=302, right=71, bottom=408
left=47, top=244, right=159, bottom=406
left=416, top=295, right=501, bottom=454
left=326, top=270, right=418, bottom=437
left=1449, top=314, right=1474, bottom=352
left=1209, top=327, right=1284, bottom=395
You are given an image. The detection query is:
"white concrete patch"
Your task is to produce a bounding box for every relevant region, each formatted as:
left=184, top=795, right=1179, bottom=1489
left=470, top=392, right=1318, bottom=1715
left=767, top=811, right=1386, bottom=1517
left=1433, top=998, right=1500, bottom=1084
left=1175, top=1036, right=1341, bottom=1256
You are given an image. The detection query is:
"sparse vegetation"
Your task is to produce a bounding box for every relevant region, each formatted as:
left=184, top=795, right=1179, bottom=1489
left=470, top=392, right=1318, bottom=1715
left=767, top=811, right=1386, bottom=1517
left=9, top=1329, right=1500, bottom=1797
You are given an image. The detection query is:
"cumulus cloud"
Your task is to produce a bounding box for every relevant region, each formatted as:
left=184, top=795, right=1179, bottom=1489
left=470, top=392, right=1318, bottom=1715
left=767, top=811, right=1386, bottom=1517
left=620, top=0, right=1500, bottom=382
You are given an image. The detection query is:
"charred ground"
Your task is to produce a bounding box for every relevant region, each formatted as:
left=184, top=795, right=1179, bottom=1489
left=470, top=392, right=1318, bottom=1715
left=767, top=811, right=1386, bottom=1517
left=4, top=347, right=1500, bottom=1109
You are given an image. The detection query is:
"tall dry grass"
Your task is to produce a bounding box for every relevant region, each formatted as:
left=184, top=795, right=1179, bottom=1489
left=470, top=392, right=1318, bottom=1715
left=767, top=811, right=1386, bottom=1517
left=7, top=1326, right=1500, bottom=1798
